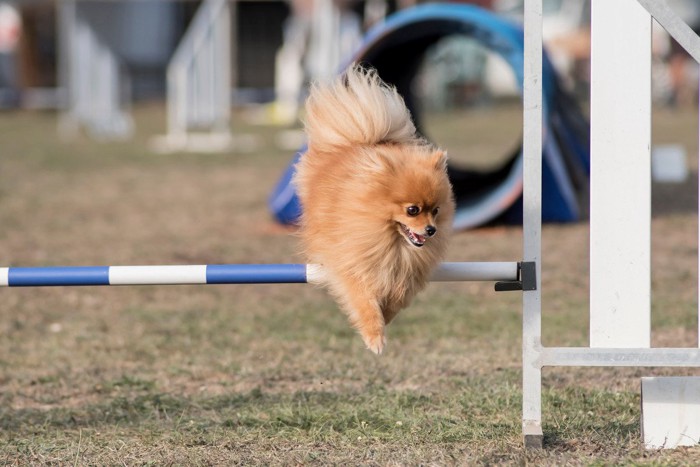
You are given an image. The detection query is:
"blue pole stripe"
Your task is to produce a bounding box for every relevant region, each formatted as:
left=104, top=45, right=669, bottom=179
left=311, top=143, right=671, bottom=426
left=206, top=264, right=307, bottom=284
left=8, top=266, right=110, bottom=287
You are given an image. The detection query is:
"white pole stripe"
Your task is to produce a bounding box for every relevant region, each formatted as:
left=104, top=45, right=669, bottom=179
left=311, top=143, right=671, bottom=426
left=431, top=262, right=518, bottom=282
left=109, top=265, right=207, bottom=285
left=305, top=264, right=325, bottom=284
left=304, top=262, right=519, bottom=284
left=0, top=267, right=8, bottom=286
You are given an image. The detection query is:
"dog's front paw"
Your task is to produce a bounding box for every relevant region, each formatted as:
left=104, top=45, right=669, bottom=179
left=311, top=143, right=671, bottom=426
left=361, top=331, right=386, bottom=355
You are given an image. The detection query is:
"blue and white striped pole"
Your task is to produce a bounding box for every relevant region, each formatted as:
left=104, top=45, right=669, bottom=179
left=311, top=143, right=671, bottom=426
left=0, top=262, right=518, bottom=287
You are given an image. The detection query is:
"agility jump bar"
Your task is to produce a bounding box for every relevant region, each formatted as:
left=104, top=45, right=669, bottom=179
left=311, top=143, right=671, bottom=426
left=0, top=262, right=518, bottom=287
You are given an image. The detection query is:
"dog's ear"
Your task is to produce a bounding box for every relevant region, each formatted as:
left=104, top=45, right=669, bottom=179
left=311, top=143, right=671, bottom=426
left=430, top=150, right=448, bottom=172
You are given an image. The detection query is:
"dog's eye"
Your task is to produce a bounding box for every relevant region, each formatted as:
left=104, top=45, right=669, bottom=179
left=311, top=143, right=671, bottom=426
left=432, top=207, right=439, bottom=216
left=406, top=205, right=420, bottom=216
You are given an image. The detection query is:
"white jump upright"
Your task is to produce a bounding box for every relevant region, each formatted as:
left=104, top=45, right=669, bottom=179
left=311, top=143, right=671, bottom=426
left=589, top=0, right=651, bottom=348
left=522, top=0, right=544, bottom=447
left=522, top=0, right=700, bottom=449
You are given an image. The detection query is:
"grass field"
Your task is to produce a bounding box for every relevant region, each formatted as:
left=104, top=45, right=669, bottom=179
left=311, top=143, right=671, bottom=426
left=1, top=103, right=700, bottom=465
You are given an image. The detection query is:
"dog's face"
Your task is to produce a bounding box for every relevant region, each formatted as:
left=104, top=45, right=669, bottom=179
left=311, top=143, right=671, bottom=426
left=384, top=149, right=453, bottom=249
left=394, top=203, right=440, bottom=248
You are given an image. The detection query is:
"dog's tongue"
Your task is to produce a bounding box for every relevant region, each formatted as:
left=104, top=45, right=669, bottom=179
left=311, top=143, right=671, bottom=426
left=411, top=231, right=426, bottom=245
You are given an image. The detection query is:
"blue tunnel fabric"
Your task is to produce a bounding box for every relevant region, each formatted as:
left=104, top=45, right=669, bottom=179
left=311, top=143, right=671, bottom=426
left=268, top=3, right=589, bottom=229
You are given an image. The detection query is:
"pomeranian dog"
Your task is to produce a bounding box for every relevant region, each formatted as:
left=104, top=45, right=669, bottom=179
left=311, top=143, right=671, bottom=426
left=294, top=65, right=455, bottom=354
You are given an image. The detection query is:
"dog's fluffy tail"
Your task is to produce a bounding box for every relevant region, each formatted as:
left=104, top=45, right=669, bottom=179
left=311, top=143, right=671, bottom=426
left=304, top=65, right=417, bottom=153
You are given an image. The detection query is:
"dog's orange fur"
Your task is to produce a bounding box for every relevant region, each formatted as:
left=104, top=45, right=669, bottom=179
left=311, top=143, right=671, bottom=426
left=294, top=66, right=455, bottom=354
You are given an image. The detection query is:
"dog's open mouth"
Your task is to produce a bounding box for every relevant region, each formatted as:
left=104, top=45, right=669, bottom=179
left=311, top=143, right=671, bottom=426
left=399, top=223, right=426, bottom=247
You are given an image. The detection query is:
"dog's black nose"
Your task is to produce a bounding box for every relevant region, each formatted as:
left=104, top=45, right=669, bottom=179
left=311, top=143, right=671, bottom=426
left=425, top=225, right=437, bottom=237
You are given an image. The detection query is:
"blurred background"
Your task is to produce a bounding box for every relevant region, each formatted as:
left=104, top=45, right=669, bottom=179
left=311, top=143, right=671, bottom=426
left=0, top=0, right=698, bottom=228
left=0, top=0, right=697, bottom=115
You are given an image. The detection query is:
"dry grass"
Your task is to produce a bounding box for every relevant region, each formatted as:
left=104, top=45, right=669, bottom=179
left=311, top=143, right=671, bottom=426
left=1, top=103, right=699, bottom=465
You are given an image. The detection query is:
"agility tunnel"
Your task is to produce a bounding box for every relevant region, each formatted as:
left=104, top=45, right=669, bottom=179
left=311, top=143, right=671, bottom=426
left=268, top=3, right=589, bottom=230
